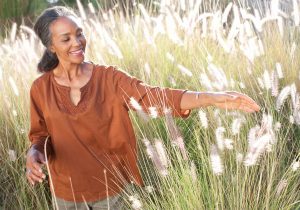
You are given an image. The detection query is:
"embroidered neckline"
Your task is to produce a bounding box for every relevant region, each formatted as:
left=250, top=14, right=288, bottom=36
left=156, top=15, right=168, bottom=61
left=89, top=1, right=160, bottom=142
left=50, top=64, right=95, bottom=92
left=50, top=64, right=96, bottom=114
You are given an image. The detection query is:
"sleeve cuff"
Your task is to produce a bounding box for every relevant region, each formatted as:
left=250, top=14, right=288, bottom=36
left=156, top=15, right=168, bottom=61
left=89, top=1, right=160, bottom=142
left=172, top=89, right=191, bottom=119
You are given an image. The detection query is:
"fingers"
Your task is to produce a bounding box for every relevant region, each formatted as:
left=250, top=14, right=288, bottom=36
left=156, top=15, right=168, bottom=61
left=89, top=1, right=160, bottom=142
left=26, top=152, right=47, bottom=186
left=232, top=92, right=260, bottom=110
left=226, top=92, right=260, bottom=112
left=26, top=163, right=46, bottom=186
left=238, top=101, right=257, bottom=113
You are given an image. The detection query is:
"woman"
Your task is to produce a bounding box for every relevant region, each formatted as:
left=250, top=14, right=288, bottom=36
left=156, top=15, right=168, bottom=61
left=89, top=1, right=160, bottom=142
left=26, top=6, right=260, bottom=210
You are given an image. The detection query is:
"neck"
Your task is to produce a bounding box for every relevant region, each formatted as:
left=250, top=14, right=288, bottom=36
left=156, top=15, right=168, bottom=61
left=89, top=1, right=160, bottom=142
left=55, top=62, right=84, bottom=81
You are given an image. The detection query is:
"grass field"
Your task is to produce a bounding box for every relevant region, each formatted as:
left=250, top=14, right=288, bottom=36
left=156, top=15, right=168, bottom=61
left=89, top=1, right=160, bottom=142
left=0, top=0, right=299, bottom=209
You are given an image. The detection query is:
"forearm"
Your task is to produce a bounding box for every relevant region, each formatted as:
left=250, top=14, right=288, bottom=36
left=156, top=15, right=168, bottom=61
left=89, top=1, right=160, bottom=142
left=180, top=91, right=215, bottom=110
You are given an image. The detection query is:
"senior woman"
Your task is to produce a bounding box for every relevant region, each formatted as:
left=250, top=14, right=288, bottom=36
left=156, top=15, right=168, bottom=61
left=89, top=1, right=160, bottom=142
left=26, top=6, right=260, bottom=210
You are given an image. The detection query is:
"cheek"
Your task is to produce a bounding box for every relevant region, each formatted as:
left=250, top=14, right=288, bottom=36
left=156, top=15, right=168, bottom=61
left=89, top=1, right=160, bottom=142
left=80, top=36, right=87, bottom=47
left=55, top=46, right=71, bottom=58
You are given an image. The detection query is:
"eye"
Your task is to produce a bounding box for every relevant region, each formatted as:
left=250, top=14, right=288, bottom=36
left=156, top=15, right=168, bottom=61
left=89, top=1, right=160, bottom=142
left=62, top=38, right=70, bottom=42
left=77, top=31, right=84, bottom=37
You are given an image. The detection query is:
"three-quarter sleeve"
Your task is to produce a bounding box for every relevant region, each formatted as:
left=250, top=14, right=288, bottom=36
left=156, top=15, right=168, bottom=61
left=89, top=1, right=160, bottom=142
left=28, top=82, right=50, bottom=154
left=110, top=66, right=191, bottom=118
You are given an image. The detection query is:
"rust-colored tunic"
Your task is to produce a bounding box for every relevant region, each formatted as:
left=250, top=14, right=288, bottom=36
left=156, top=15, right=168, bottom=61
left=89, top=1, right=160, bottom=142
left=28, top=64, right=190, bottom=202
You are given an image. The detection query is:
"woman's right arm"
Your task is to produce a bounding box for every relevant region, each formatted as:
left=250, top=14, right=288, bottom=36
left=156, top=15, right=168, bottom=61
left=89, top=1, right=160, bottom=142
left=26, top=82, right=48, bottom=186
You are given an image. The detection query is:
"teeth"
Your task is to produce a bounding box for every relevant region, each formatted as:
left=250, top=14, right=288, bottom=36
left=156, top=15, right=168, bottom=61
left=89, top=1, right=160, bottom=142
left=70, top=49, right=83, bottom=54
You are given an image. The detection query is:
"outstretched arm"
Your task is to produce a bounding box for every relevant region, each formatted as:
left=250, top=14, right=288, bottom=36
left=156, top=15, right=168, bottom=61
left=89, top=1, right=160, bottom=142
left=180, top=91, right=260, bottom=113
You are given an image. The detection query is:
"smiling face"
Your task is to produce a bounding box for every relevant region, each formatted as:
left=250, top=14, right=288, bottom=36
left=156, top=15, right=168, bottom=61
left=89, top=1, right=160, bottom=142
left=49, top=16, right=86, bottom=66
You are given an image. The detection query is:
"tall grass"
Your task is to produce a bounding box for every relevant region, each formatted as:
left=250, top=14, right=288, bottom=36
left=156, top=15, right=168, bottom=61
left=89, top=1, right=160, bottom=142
left=0, top=0, right=299, bottom=209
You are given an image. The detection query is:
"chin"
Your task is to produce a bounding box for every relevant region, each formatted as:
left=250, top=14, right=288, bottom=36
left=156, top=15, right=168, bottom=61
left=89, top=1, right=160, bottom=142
left=70, top=57, right=85, bottom=64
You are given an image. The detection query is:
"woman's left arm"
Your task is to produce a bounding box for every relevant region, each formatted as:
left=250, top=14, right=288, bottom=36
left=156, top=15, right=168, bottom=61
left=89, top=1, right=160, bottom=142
left=180, top=91, right=260, bottom=113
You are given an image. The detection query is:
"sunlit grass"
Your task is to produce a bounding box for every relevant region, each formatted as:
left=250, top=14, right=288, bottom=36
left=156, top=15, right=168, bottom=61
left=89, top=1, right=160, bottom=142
left=0, top=0, right=299, bottom=209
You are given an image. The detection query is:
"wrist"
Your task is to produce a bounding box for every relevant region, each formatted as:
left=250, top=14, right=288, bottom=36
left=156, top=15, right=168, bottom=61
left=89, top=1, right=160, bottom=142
left=197, top=92, right=216, bottom=107
left=27, top=144, right=43, bottom=156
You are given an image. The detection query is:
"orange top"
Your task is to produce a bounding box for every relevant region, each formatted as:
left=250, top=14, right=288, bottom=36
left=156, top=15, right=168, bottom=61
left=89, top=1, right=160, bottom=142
left=28, top=64, right=190, bottom=202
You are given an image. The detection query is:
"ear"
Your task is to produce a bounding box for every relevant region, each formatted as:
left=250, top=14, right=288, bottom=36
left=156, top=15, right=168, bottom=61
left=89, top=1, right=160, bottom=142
left=48, top=43, right=56, bottom=54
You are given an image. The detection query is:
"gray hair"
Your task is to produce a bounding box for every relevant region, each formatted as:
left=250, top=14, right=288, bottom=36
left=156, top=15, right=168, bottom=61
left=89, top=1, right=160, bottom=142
left=34, top=6, right=78, bottom=72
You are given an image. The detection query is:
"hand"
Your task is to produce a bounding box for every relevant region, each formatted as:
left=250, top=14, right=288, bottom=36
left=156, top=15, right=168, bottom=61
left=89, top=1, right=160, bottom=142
left=26, top=146, right=47, bottom=186
left=211, top=91, right=260, bottom=113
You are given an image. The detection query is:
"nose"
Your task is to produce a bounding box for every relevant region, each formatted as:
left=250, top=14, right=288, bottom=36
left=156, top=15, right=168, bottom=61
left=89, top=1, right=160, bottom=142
left=73, top=37, right=82, bottom=47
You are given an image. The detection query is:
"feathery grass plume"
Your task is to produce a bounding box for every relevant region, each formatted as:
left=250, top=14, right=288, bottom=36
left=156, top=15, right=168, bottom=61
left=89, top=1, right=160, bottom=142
left=143, top=138, right=169, bottom=177
left=165, top=11, right=183, bottom=45
left=179, top=0, right=186, bottom=11
left=293, top=0, right=300, bottom=26
left=154, top=138, right=170, bottom=167
left=10, top=22, right=17, bottom=42
left=271, top=70, right=279, bottom=96
left=164, top=108, right=188, bottom=160
left=108, top=9, right=116, bottom=28
left=166, top=52, right=175, bottom=63
left=152, top=16, right=165, bottom=38
left=138, top=4, right=151, bottom=24
left=177, top=64, right=193, bottom=77
left=257, top=77, right=265, bottom=89
left=148, top=107, right=158, bottom=119
left=207, top=63, right=228, bottom=90
left=258, top=38, right=265, bottom=54
left=144, top=63, right=151, bottom=78
left=190, top=161, right=197, bottom=183
left=129, top=195, right=143, bottom=209
left=215, top=127, right=225, bottom=151
left=145, top=185, right=154, bottom=193
left=129, top=97, right=149, bottom=121
left=87, top=2, right=95, bottom=14
left=210, top=144, right=224, bottom=175
left=12, top=109, right=18, bottom=117
left=290, top=83, right=297, bottom=109
left=276, top=85, right=291, bottom=110
left=236, top=152, right=243, bottom=163
left=263, top=69, right=271, bottom=90
left=222, top=2, right=233, bottom=24
left=224, top=138, right=233, bottom=150
left=8, top=76, right=19, bottom=96
left=100, top=27, right=123, bottom=59
left=229, top=78, right=235, bottom=88
left=228, top=14, right=240, bottom=42
left=231, top=117, right=245, bottom=135
left=276, top=179, right=288, bottom=196
left=0, top=65, right=3, bottom=82
left=76, top=0, right=87, bottom=20
left=142, top=20, right=155, bottom=46
left=291, top=161, right=300, bottom=171
left=213, top=109, right=222, bottom=126
left=274, top=122, right=281, bottom=131
left=8, top=149, right=16, bottom=162
left=275, top=62, right=283, bottom=79
left=199, top=73, right=213, bottom=91
left=289, top=115, right=295, bottom=124
left=233, top=3, right=241, bottom=24
left=198, top=110, right=208, bottom=129
left=168, top=76, right=177, bottom=87
left=261, top=114, right=274, bottom=135
left=244, top=20, right=254, bottom=37
left=290, top=42, right=296, bottom=58
left=293, top=108, right=300, bottom=125
left=271, top=0, right=279, bottom=16
left=20, top=25, right=37, bottom=39
left=244, top=133, right=272, bottom=166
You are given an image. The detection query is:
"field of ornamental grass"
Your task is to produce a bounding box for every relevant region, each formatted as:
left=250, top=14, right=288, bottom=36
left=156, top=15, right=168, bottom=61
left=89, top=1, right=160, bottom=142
left=0, top=0, right=300, bottom=209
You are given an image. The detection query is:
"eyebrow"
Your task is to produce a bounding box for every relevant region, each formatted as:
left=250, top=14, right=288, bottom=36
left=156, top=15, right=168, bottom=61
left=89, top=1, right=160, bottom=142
left=58, top=28, right=83, bottom=37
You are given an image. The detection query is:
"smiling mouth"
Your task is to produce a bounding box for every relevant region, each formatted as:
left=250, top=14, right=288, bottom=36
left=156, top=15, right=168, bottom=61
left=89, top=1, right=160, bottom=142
left=69, top=49, right=84, bottom=55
